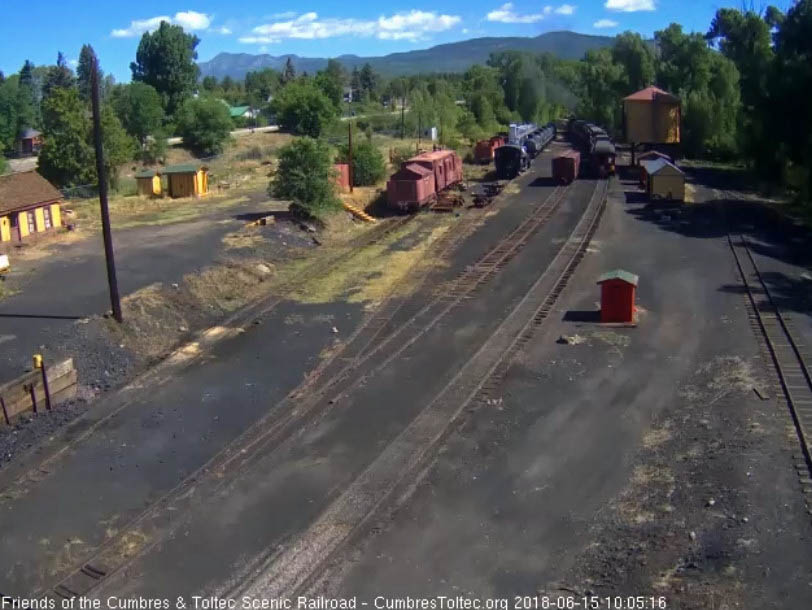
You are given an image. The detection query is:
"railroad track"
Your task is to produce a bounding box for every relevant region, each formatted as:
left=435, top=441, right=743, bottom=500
left=0, top=212, right=416, bottom=494
left=33, top=181, right=573, bottom=600
left=727, top=213, right=812, bottom=515
left=238, top=178, right=609, bottom=599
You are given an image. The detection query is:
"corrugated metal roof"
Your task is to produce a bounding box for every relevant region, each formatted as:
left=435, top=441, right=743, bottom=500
left=19, top=127, right=41, bottom=139
left=597, top=269, right=639, bottom=286
left=162, top=163, right=206, bottom=175
left=396, top=163, right=432, bottom=178
left=642, top=158, right=683, bottom=176
left=623, top=86, right=679, bottom=103
left=0, top=171, right=62, bottom=214
left=229, top=105, right=250, bottom=118
left=409, top=149, right=456, bottom=162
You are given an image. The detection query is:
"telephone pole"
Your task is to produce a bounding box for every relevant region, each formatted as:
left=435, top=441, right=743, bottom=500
left=89, top=48, right=122, bottom=323
left=347, top=96, right=354, bottom=194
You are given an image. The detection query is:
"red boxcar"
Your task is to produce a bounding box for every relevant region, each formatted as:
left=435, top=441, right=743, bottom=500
left=386, top=163, right=436, bottom=212
left=552, top=151, right=580, bottom=185
left=474, top=136, right=505, bottom=164
left=474, top=140, right=492, bottom=164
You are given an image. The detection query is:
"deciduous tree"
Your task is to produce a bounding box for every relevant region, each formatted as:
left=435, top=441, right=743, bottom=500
left=131, top=22, right=200, bottom=116
left=175, top=96, right=232, bottom=156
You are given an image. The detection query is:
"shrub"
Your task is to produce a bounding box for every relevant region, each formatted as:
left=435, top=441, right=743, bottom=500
left=176, top=97, right=232, bottom=156
left=390, top=146, right=415, bottom=168
left=337, top=139, right=387, bottom=186
left=271, top=137, right=340, bottom=219
left=271, top=80, right=337, bottom=138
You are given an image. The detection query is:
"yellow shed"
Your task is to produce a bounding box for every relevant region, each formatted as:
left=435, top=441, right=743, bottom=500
left=644, top=158, right=685, bottom=202
left=0, top=171, right=63, bottom=243
left=135, top=169, right=163, bottom=197
left=623, top=86, right=681, bottom=145
left=163, top=164, right=209, bottom=198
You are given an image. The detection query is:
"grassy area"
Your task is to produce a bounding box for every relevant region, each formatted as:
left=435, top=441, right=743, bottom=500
left=0, top=280, right=19, bottom=301
left=65, top=194, right=254, bottom=233
left=280, top=215, right=453, bottom=308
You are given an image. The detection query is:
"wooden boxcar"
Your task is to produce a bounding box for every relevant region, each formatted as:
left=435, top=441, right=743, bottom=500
left=408, top=150, right=462, bottom=192
left=386, top=163, right=436, bottom=212
left=552, top=151, right=580, bottom=184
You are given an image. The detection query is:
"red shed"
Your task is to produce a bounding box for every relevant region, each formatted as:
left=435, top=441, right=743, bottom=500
left=407, top=149, right=462, bottom=193
left=597, top=269, right=638, bottom=324
left=333, top=163, right=351, bottom=192
left=552, top=151, right=580, bottom=185
left=386, top=163, right=436, bottom=212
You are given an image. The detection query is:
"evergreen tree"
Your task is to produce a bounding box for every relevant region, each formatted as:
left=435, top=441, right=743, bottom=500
left=42, top=51, right=76, bottom=100
left=76, top=44, right=97, bottom=101
left=282, top=57, right=296, bottom=84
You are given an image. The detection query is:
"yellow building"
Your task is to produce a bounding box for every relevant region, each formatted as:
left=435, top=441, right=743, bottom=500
left=135, top=168, right=163, bottom=197
left=163, top=164, right=209, bottom=198
left=623, top=86, right=681, bottom=146
left=0, top=171, right=63, bottom=243
left=642, top=158, right=685, bottom=202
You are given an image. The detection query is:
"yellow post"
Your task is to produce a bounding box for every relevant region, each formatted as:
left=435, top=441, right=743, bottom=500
left=33, top=353, right=43, bottom=369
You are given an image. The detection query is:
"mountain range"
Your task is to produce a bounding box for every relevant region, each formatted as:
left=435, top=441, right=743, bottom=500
left=198, top=30, right=614, bottom=80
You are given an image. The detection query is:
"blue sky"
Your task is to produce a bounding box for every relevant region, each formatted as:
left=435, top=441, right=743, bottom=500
left=0, top=1, right=796, bottom=82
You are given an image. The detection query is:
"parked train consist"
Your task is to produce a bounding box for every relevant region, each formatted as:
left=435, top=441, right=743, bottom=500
left=386, top=149, right=463, bottom=212
left=568, top=119, right=616, bottom=178
left=494, top=122, right=556, bottom=179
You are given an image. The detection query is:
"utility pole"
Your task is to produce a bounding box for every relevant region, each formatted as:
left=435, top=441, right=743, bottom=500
left=347, top=97, right=353, bottom=193
left=417, top=110, right=421, bottom=154
left=89, top=49, right=122, bottom=323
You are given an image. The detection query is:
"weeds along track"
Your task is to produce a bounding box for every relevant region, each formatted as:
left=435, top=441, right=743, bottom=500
left=727, top=224, right=812, bottom=518
left=237, top=178, right=609, bottom=599
left=36, top=182, right=574, bottom=599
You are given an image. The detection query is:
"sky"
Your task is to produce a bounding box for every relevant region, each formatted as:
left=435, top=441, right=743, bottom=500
left=0, top=1, right=797, bottom=82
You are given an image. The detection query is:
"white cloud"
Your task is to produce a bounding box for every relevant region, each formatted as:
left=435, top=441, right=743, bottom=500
left=241, top=10, right=461, bottom=44
left=555, top=4, right=576, bottom=15
left=604, top=0, right=655, bottom=12
left=111, top=11, right=226, bottom=37
left=593, top=18, right=619, bottom=28
left=173, top=10, right=211, bottom=30
left=68, top=59, right=78, bottom=68
left=487, top=3, right=544, bottom=24
left=112, top=16, right=171, bottom=37
left=269, top=11, right=298, bottom=19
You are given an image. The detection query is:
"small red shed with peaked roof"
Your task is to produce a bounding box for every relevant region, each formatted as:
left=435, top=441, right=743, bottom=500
left=597, top=269, right=638, bottom=324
